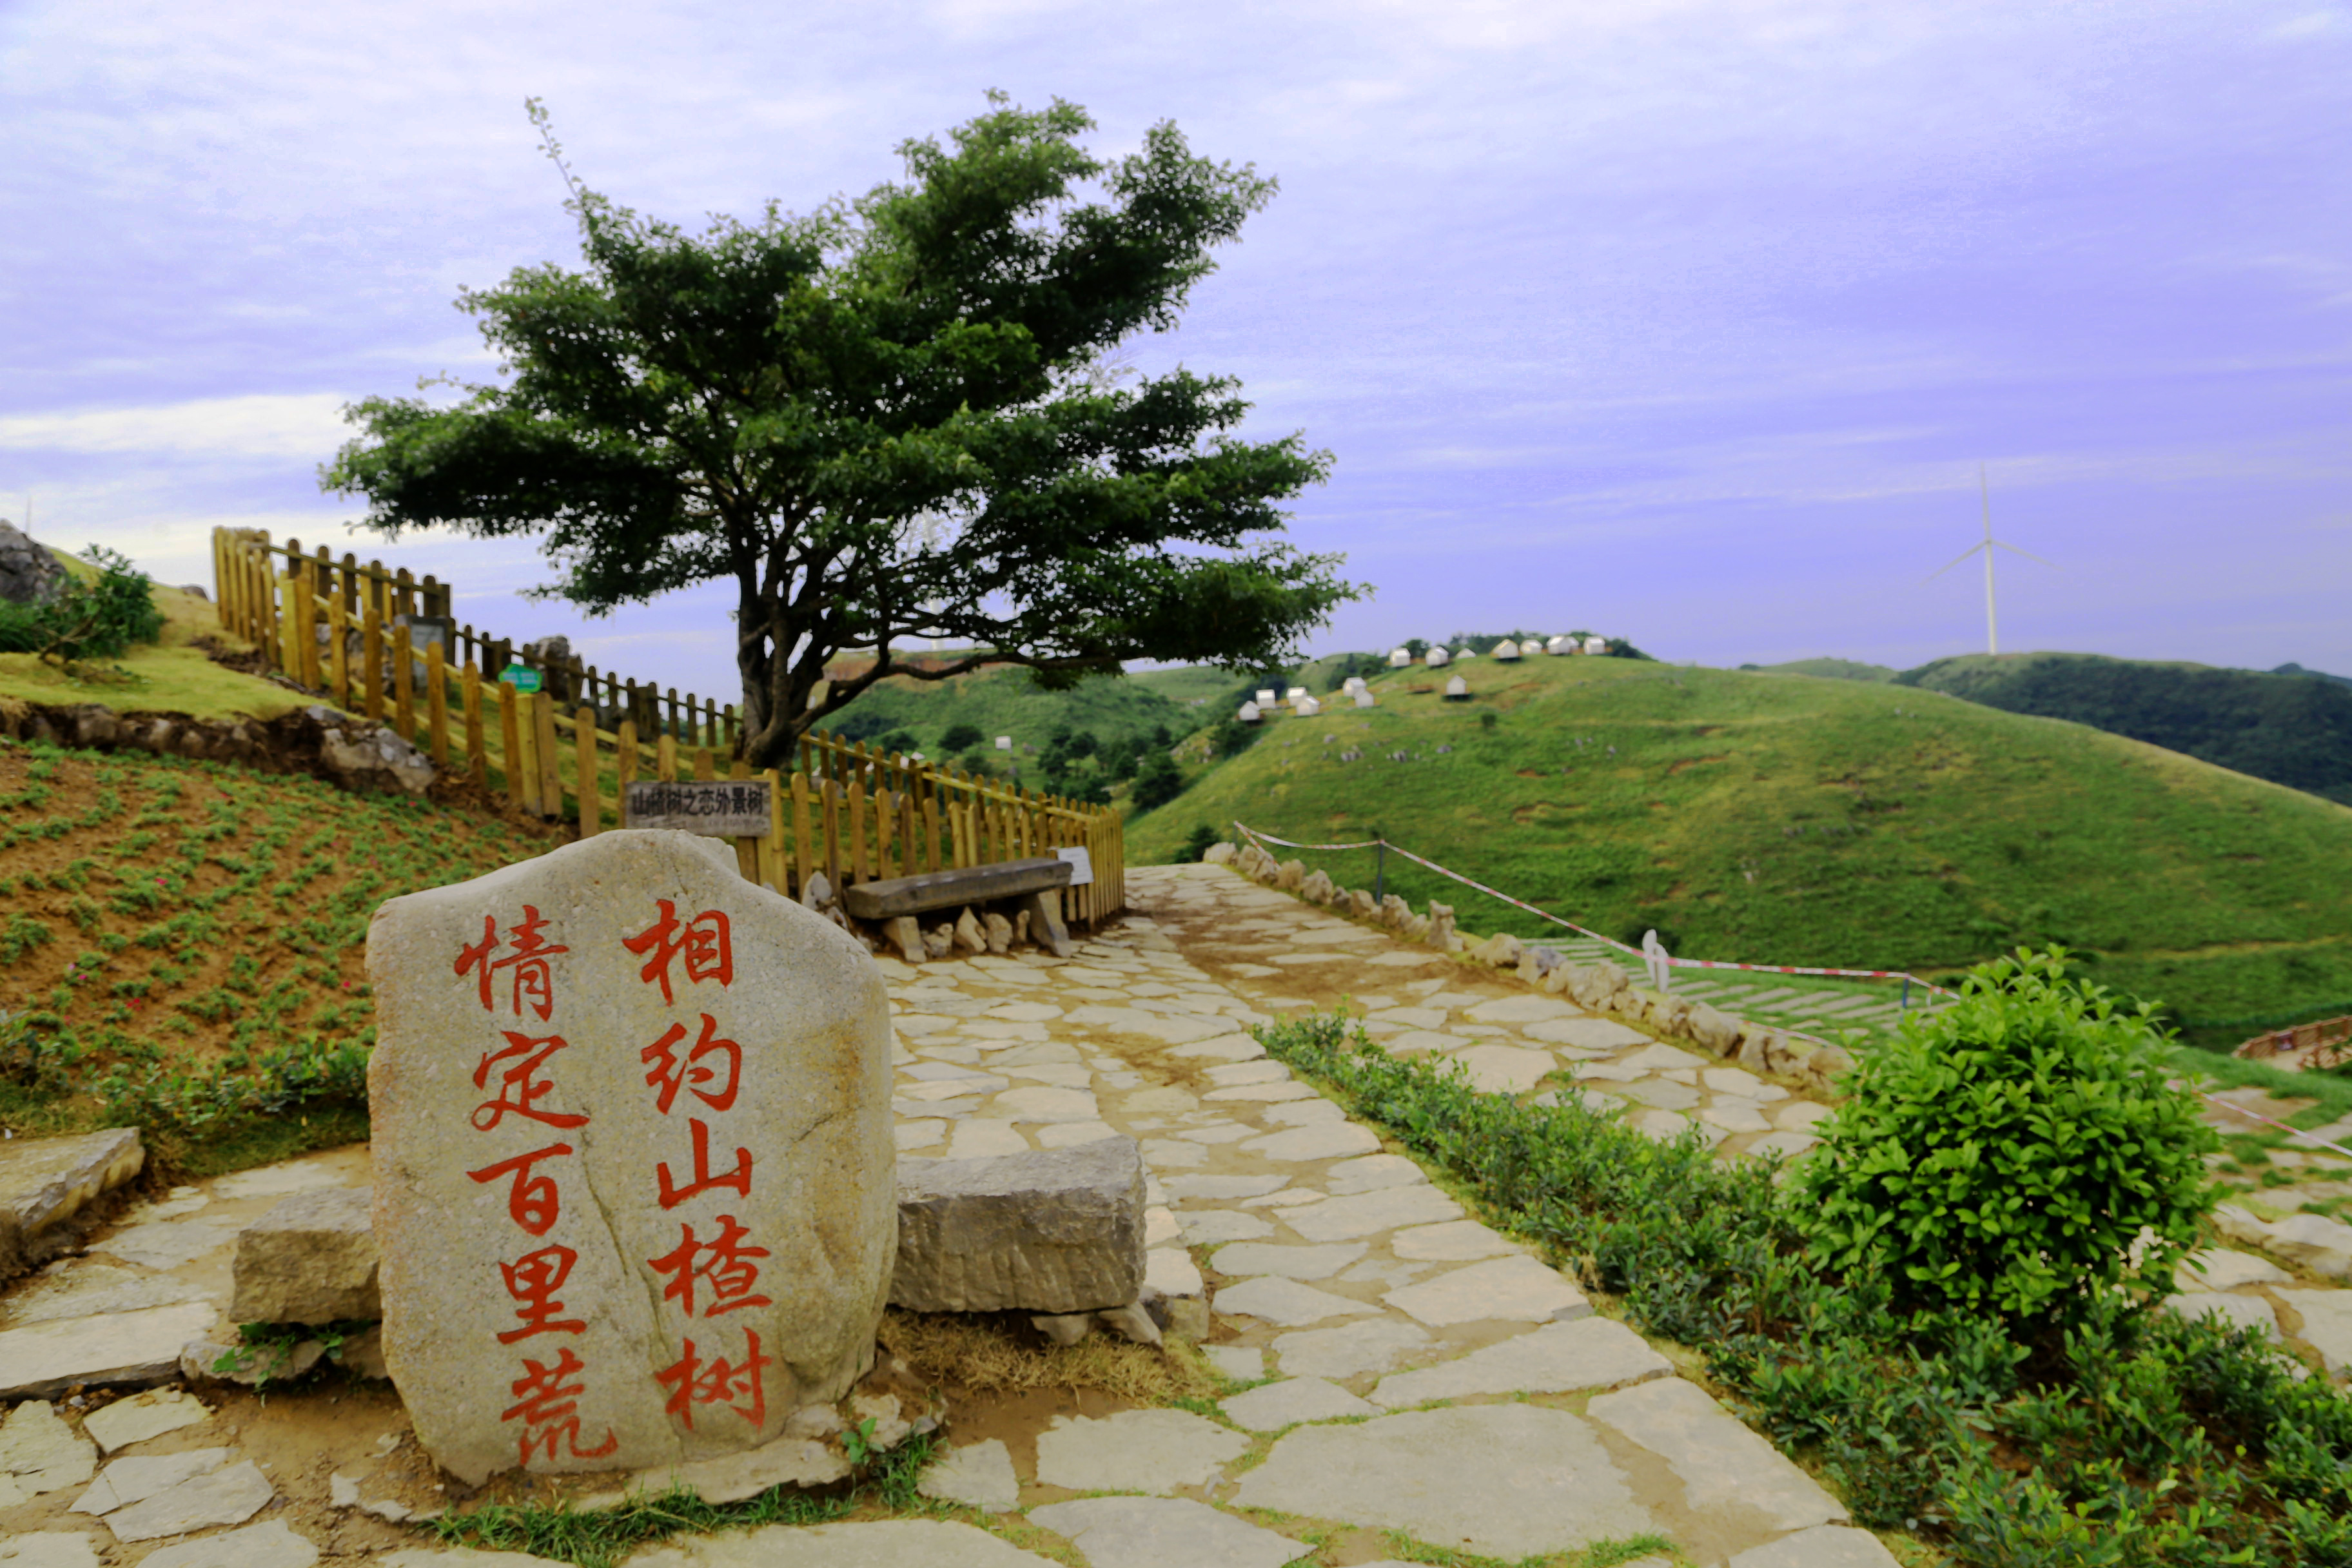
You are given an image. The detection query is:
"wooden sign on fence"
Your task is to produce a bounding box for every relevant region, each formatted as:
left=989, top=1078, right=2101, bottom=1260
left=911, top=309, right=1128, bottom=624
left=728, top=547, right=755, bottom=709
left=623, top=779, right=773, bottom=837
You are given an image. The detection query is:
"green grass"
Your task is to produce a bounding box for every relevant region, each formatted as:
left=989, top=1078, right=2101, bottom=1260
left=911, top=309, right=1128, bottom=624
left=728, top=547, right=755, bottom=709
left=0, top=569, right=317, bottom=723
left=1124, top=656, right=2352, bottom=1033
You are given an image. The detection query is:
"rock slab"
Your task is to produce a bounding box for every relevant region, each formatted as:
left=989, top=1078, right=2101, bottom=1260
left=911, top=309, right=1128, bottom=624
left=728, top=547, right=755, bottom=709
left=0, top=1128, right=144, bottom=1279
left=0, top=1400, right=96, bottom=1507
left=1032, top=1408, right=1248, bottom=1494
left=367, top=830, right=896, bottom=1484
left=621, top=1520, right=1059, bottom=1568
left=134, top=1520, right=319, bottom=1568
left=1586, top=1377, right=1847, bottom=1533
left=915, top=1438, right=1019, bottom=1512
left=1231, top=1404, right=1654, bottom=1559
left=228, top=1186, right=380, bottom=1324
left=1030, top=1496, right=1303, bottom=1568
left=890, top=1138, right=1145, bottom=1313
left=0, top=1301, right=219, bottom=1400
left=1371, top=1317, right=1671, bottom=1406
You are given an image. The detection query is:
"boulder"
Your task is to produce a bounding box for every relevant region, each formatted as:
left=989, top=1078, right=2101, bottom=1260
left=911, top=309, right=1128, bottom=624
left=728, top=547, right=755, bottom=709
left=1202, top=843, right=1237, bottom=867
left=1685, top=1004, right=1740, bottom=1057
left=315, top=716, right=433, bottom=797
left=1347, top=889, right=1378, bottom=920
left=1800, top=1045, right=1856, bottom=1095
left=1650, top=994, right=1693, bottom=1036
left=1378, top=894, right=1412, bottom=928
left=1571, top=962, right=1629, bottom=1012
left=1275, top=859, right=1306, bottom=892
left=1403, top=915, right=1431, bottom=942
left=228, top=1187, right=380, bottom=1325
left=1426, top=902, right=1456, bottom=950
left=367, top=830, right=895, bottom=1485
left=1469, top=932, right=1523, bottom=968
left=0, top=521, right=67, bottom=605
left=891, top=1139, right=1148, bottom=1314
left=952, top=908, right=987, bottom=954
left=982, top=913, right=1013, bottom=956
left=1300, top=870, right=1336, bottom=905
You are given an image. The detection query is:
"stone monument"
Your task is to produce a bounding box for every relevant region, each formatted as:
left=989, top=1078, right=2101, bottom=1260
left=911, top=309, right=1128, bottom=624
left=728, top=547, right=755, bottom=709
left=366, top=830, right=895, bottom=1485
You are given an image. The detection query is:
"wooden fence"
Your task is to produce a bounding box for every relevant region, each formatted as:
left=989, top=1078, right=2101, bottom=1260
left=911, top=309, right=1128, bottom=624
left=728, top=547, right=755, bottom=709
left=209, top=526, right=1125, bottom=924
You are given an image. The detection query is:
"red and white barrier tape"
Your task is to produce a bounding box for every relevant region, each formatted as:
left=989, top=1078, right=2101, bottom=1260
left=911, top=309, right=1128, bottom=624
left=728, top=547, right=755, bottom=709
left=1234, top=821, right=1952, bottom=997
left=2195, top=1093, right=2352, bottom=1163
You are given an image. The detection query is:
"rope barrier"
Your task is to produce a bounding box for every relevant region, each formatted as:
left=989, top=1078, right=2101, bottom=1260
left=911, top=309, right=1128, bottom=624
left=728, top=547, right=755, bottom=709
left=1233, top=820, right=1953, bottom=997
left=1235, top=824, right=2352, bottom=1166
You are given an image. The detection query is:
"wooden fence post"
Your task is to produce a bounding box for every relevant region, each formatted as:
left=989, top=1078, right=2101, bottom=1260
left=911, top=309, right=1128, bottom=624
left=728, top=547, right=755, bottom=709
left=822, top=779, right=842, bottom=891
left=361, top=602, right=384, bottom=723
left=391, top=624, right=415, bottom=743
left=790, top=771, right=813, bottom=900
left=848, top=778, right=869, bottom=885
left=464, top=663, right=487, bottom=787
left=617, top=720, right=639, bottom=798
left=426, top=641, right=450, bottom=765
left=657, top=733, right=678, bottom=782
left=502, top=685, right=532, bottom=810
left=534, top=691, right=562, bottom=819
left=575, top=707, right=600, bottom=838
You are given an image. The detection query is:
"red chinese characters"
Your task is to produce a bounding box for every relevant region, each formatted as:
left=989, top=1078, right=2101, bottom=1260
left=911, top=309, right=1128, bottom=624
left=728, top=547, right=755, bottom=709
left=456, top=906, right=570, bottom=1021
left=622, top=900, right=733, bottom=1003
left=641, top=1015, right=741, bottom=1115
left=504, top=1348, right=620, bottom=1464
left=455, top=905, right=618, bottom=1468
left=646, top=1215, right=772, bottom=1318
left=654, top=1329, right=771, bottom=1430
left=629, top=896, right=771, bottom=1435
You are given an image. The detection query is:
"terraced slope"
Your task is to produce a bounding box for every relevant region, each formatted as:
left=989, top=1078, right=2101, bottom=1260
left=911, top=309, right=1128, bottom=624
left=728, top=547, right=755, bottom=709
left=1126, top=656, right=2352, bottom=1029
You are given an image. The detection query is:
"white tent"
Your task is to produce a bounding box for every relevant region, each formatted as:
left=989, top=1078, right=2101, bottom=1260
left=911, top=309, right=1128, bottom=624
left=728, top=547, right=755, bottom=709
left=1342, top=676, right=1367, bottom=695
left=1426, top=647, right=1451, bottom=667
left=1354, top=690, right=1377, bottom=708
left=1582, top=636, right=1608, bottom=654
left=1295, top=695, right=1322, bottom=716
left=1444, top=674, right=1469, bottom=697
left=1237, top=701, right=1262, bottom=722
left=1493, top=640, right=1523, bottom=661
left=1388, top=647, right=1413, bottom=667
left=1546, top=634, right=1576, bottom=655
left=1285, top=686, right=1308, bottom=702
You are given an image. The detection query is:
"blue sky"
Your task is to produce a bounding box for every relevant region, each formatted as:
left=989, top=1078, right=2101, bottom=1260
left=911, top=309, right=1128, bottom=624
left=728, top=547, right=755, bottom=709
left=4, top=0, right=2347, bottom=703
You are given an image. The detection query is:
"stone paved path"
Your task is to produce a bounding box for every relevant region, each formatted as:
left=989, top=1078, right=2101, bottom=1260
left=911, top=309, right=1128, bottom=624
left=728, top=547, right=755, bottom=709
left=6, top=859, right=2347, bottom=1567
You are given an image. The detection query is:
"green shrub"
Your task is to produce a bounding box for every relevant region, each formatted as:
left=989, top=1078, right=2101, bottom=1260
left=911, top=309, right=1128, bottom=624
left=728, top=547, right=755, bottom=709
left=1130, top=750, right=1184, bottom=810
left=0, top=545, right=164, bottom=660
left=1793, top=948, right=2219, bottom=1332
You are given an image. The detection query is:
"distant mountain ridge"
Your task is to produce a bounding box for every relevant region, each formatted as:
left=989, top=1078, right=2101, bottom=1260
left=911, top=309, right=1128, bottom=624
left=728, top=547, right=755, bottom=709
left=1894, top=652, right=2352, bottom=805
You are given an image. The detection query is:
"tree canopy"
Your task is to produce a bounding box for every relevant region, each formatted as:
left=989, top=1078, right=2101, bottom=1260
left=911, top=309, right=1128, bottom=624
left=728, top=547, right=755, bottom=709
left=322, top=95, right=1355, bottom=767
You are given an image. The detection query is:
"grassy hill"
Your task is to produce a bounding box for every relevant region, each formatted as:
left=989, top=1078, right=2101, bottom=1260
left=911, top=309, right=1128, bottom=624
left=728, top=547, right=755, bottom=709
left=1124, top=656, right=2352, bottom=1035
left=1899, top=652, right=2352, bottom=806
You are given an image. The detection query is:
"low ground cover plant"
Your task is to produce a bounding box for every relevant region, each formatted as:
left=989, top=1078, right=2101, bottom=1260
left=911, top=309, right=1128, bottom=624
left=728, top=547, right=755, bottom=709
left=0, top=736, right=552, bottom=1168
left=1256, top=954, right=2352, bottom=1566
left=0, top=545, right=165, bottom=663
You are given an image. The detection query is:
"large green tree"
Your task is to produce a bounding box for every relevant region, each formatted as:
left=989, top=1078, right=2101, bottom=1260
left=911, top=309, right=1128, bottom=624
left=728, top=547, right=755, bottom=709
left=323, top=95, right=1355, bottom=767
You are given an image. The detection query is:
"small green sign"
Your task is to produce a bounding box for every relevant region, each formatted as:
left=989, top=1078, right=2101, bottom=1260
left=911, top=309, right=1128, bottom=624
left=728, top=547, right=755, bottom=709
left=500, top=663, right=542, bottom=694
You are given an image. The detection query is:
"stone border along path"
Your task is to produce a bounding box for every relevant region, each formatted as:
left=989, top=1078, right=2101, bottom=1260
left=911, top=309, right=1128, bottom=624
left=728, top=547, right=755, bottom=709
left=4, top=859, right=2346, bottom=1567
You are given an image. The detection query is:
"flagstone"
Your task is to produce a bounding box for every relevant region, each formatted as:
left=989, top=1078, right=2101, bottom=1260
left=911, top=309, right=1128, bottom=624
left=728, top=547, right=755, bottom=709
left=622, top=1520, right=1061, bottom=1568
left=101, top=1458, right=273, bottom=1542
left=1164, top=1175, right=1289, bottom=1201
left=1725, top=1526, right=1903, bottom=1567
left=0, top=1400, right=95, bottom=1507
left=1383, top=1256, right=1590, bottom=1326
left=1230, top=1404, right=1654, bottom=1559
left=916, top=1438, right=1019, bottom=1512
left=1585, top=1377, right=1847, bottom=1533
left=1215, top=1276, right=1383, bottom=1327
left=1181, top=1210, right=1277, bottom=1244
left=1370, top=1317, right=1671, bottom=1406
left=1323, top=1155, right=1428, bottom=1195
left=0, top=1535, right=102, bottom=1568
left=1240, top=1123, right=1382, bottom=1161
left=1524, top=1018, right=1649, bottom=1050
left=1271, top=1318, right=1436, bottom=1379
left=1029, top=1497, right=1302, bottom=1568
left=1283, top=1186, right=1464, bottom=1242
left=1032, top=1409, right=1248, bottom=1494
left=1388, top=1220, right=1524, bottom=1262
left=1450, top=1044, right=1558, bottom=1094
left=1464, top=995, right=1580, bottom=1024
left=79, top=1389, right=209, bottom=1455
left=1209, top=1241, right=1367, bottom=1279
left=133, top=1521, right=318, bottom=1568
left=1260, top=1098, right=1346, bottom=1127
left=1219, top=1376, right=1377, bottom=1431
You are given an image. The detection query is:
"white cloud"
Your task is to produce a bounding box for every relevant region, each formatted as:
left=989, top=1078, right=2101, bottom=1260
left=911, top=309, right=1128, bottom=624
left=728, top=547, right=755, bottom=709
left=0, top=393, right=356, bottom=460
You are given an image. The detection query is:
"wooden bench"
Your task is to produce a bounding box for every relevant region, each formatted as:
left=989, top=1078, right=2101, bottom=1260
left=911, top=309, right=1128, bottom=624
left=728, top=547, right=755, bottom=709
left=839, top=856, right=1074, bottom=962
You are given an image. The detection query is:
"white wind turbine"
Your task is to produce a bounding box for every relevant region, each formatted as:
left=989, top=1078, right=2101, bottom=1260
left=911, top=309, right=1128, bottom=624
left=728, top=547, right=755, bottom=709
left=1925, top=464, right=2056, bottom=654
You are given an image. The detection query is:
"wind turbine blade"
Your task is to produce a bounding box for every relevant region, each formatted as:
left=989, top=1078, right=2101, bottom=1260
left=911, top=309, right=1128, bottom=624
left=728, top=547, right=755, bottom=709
left=1992, top=540, right=2059, bottom=569
left=1923, top=542, right=1986, bottom=584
